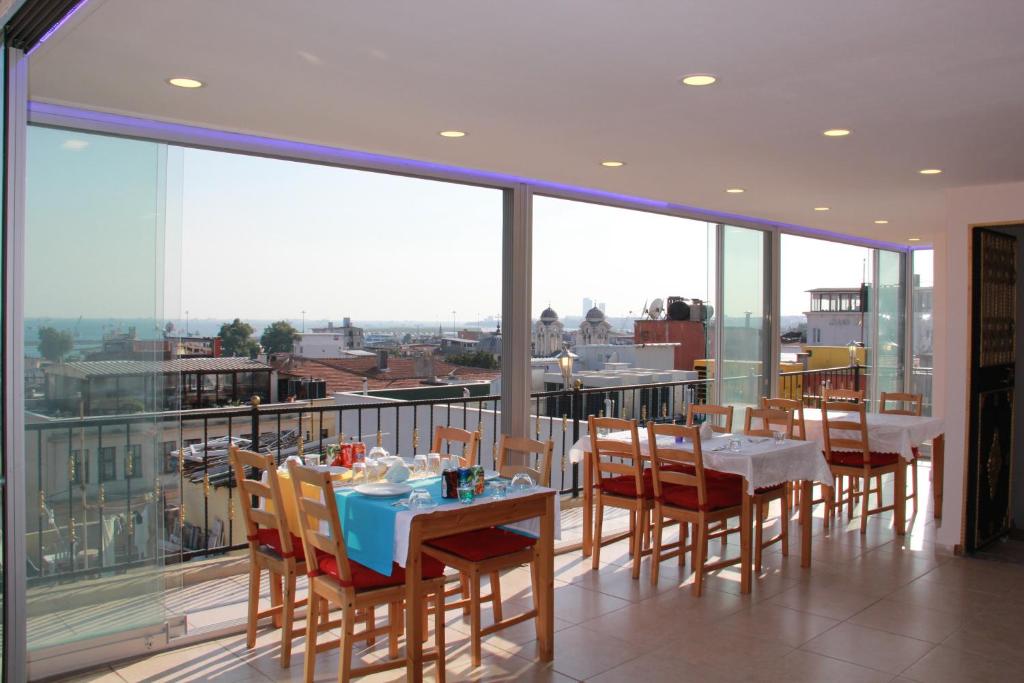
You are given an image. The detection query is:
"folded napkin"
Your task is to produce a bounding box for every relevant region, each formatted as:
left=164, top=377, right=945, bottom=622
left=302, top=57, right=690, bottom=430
left=385, top=461, right=410, bottom=483
left=699, top=423, right=714, bottom=440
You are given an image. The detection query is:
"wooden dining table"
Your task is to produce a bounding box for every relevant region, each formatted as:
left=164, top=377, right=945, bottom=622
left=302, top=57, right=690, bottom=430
left=569, top=431, right=833, bottom=592
left=801, top=409, right=946, bottom=522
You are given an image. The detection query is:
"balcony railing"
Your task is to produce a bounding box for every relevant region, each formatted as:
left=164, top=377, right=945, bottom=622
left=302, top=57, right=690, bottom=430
left=24, top=364, right=874, bottom=585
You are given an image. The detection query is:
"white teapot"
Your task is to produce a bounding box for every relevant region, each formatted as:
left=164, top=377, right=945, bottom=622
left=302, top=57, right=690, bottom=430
left=385, top=460, right=411, bottom=483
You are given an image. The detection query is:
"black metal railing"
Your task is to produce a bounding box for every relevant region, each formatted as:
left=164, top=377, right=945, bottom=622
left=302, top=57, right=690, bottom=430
left=23, top=364, right=883, bottom=585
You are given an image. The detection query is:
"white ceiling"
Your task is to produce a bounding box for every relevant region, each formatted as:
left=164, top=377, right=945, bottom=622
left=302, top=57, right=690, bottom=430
left=27, top=0, right=1024, bottom=246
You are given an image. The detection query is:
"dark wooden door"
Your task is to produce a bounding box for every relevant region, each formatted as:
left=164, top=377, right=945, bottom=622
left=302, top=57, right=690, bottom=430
left=967, top=228, right=1018, bottom=552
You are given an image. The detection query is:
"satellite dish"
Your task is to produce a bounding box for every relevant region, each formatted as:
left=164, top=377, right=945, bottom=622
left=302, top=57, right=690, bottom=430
left=649, top=298, right=664, bottom=319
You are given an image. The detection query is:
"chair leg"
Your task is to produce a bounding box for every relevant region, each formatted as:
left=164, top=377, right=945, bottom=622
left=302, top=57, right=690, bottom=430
left=303, top=589, right=319, bottom=683
left=246, top=562, right=260, bottom=649
left=469, top=571, right=483, bottom=668
left=434, top=589, right=447, bottom=683
left=650, top=510, right=663, bottom=586
left=631, top=506, right=645, bottom=580
left=339, top=605, right=354, bottom=683
left=876, top=474, right=884, bottom=508
left=269, top=571, right=283, bottom=628
left=823, top=484, right=833, bottom=530
left=489, top=571, right=503, bottom=622
left=754, top=500, right=764, bottom=572
left=281, top=571, right=296, bottom=668
left=860, top=476, right=869, bottom=534
left=911, top=460, right=919, bottom=512
left=781, top=493, right=790, bottom=557
left=628, top=509, right=636, bottom=557
left=592, top=498, right=604, bottom=570
left=388, top=601, right=400, bottom=659
left=679, top=522, right=687, bottom=566
left=319, top=597, right=329, bottom=627
left=693, top=521, right=707, bottom=597
left=459, top=574, right=471, bottom=616
left=365, top=606, right=377, bottom=646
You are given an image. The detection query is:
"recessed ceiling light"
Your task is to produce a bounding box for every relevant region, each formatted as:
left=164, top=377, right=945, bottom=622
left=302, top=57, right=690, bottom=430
left=813, top=207, right=830, bottom=212
left=919, top=168, right=943, bottom=175
left=600, top=161, right=625, bottom=168
left=167, top=77, right=203, bottom=89
left=439, top=130, right=466, bottom=138
left=874, top=219, right=889, bottom=224
left=725, top=187, right=745, bottom=194
left=908, top=237, right=921, bottom=242
left=681, top=74, right=717, bottom=87
left=823, top=129, right=851, bottom=137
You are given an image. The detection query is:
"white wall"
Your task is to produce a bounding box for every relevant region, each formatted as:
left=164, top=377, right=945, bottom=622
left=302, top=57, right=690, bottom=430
left=934, top=180, right=1024, bottom=548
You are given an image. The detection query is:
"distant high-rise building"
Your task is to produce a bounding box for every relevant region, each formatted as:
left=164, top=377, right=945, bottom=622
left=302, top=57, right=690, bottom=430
left=598, top=302, right=606, bottom=313
left=582, top=297, right=594, bottom=316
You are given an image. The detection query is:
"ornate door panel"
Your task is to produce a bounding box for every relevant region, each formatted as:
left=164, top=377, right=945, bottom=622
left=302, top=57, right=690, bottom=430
left=967, top=228, right=1018, bottom=551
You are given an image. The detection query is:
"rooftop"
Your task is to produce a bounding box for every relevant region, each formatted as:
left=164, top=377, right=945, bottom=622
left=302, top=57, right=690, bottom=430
left=277, top=356, right=499, bottom=392
left=45, top=357, right=271, bottom=379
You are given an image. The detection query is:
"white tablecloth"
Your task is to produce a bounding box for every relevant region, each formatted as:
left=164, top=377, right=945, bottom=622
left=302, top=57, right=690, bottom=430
left=569, top=431, right=833, bottom=495
left=802, top=409, right=944, bottom=462
left=393, top=486, right=561, bottom=568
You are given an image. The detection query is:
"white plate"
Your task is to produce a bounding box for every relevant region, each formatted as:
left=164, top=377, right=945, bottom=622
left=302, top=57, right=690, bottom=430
left=314, top=465, right=349, bottom=475
left=354, top=483, right=413, bottom=497
left=484, top=470, right=501, bottom=481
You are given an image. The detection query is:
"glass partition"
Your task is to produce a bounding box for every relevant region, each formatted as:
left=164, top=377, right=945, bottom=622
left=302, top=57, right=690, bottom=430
left=911, top=249, right=934, bottom=414
left=875, top=249, right=907, bottom=402
left=24, top=125, right=182, bottom=652
left=720, top=225, right=768, bottom=408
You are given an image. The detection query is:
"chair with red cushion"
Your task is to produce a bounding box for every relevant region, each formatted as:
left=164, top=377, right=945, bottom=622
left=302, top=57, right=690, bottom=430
left=822, top=401, right=903, bottom=534
left=230, top=447, right=331, bottom=668
left=762, top=397, right=814, bottom=511
left=744, top=407, right=794, bottom=570
left=589, top=417, right=652, bottom=579
left=426, top=434, right=555, bottom=667
left=880, top=392, right=924, bottom=513
left=686, top=403, right=734, bottom=434
left=287, top=461, right=447, bottom=682
left=647, top=422, right=746, bottom=596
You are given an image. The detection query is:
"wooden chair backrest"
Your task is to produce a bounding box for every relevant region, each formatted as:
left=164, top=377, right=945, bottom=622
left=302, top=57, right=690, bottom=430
left=496, top=434, right=555, bottom=487
left=686, top=403, right=734, bottom=433
left=879, top=392, right=923, bottom=416
left=743, top=407, right=794, bottom=438
left=647, top=422, right=708, bottom=505
left=822, top=387, right=864, bottom=403
left=432, top=425, right=480, bottom=467
left=821, top=400, right=870, bottom=466
left=228, top=446, right=297, bottom=557
left=588, top=416, right=644, bottom=496
left=286, top=461, right=354, bottom=584
left=761, top=397, right=806, bottom=440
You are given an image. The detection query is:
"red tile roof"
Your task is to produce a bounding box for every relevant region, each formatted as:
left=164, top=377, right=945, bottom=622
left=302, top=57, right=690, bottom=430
left=275, top=356, right=498, bottom=393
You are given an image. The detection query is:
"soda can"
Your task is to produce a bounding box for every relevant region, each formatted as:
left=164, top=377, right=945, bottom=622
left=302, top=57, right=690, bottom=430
left=457, top=467, right=472, bottom=486
left=472, top=466, right=485, bottom=495
left=442, top=469, right=460, bottom=499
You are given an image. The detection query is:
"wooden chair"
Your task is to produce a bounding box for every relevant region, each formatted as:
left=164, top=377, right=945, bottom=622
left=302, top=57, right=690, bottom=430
left=880, top=392, right=924, bottom=513
left=686, top=403, right=734, bottom=433
left=647, top=422, right=746, bottom=596
left=229, top=447, right=313, bottom=668
left=589, top=416, right=651, bottom=579
left=423, top=434, right=555, bottom=667
left=432, top=425, right=480, bottom=467
left=287, top=462, right=447, bottom=682
left=743, top=408, right=793, bottom=571
left=822, top=401, right=902, bottom=534
left=761, top=397, right=806, bottom=440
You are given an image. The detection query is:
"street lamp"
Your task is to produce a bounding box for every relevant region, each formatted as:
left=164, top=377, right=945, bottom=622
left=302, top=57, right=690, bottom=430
left=848, top=341, right=858, bottom=366
left=556, top=344, right=577, bottom=390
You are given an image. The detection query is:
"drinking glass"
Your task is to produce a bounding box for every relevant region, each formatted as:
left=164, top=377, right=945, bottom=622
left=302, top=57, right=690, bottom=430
left=412, top=454, right=428, bottom=477
left=427, top=453, right=442, bottom=475
left=489, top=480, right=508, bottom=499
left=728, top=438, right=742, bottom=453
left=457, top=484, right=474, bottom=505
left=408, top=489, right=436, bottom=510
left=303, top=453, right=320, bottom=468
left=351, top=461, right=366, bottom=484
left=772, top=430, right=786, bottom=445
left=510, top=472, right=535, bottom=493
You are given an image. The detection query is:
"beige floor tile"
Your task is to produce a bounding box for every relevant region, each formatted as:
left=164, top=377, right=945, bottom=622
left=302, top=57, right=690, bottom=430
left=113, top=640, right=265, bottom=683
left=761, top=649, right=894, bottom=683
left=769, top=583, right=881, bottom=621
left=714, top=602, right=840, bottom=648
left=507, top=624, right=652, bottom=681
left=847, top=597, right=963, bottom=643
left=644, top=623, right=795, bottom=670
left=801, top=622, right=934, bottom=674
left=586, top=649, right=740, bottom=683
left=53, top=666, right=128, bottom=682
left=544, top=583, right=632, bottom=625
left=940, top=620, right=1024, bottom=666
left=901, top=643, right=1021, bottom=682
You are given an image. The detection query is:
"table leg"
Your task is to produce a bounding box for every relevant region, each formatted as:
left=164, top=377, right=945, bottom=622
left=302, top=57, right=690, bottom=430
left=538, top=494, right=555, bottom=661
left=582, top=450, right=593, bottom=558
left=932, top=434, right=944, bottom=520
left=405, top=541, right=424, bottom=682
left=740, top=488, right=752, bottom=594
left=800, top=480, right=812, bottom=568
left=895, top=459, right=907, bottom=536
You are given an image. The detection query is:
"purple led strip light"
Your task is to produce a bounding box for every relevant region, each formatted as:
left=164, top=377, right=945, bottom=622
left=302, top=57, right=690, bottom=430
left=29, top=0, right=92, bottom=54
left=28, top=101, right=911, bottom=251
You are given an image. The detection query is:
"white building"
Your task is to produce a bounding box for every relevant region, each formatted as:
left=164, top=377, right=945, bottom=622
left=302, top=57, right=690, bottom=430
left=804, top=287, right=865, bottom=346
left=578, top=306, right=612, bottom=345
left=294, top=331, right=363, bottom=358
left=308, top=318, right=364, bottom=350
left=533, top=307, right=565, bottom=356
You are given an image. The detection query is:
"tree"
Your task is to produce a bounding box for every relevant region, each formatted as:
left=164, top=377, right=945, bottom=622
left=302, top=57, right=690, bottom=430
left=218, top=319, right=259, bottom=357
left=38, top=326, right=74, bottom=362
left=447, top=351, right=499, bottom=370
left=261, top=320, right=299, bottom=353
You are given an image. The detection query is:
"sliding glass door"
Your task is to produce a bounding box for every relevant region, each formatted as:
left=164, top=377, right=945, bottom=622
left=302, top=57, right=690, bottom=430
left=719, top=225, right=770, bottom=409
left=874, top=249, right=907, bottom=403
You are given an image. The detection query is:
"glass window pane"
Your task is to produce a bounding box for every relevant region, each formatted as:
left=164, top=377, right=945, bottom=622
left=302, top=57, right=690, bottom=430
left=876, top=250, right=907, bottom=400
left=912, top=250, right=934, bottom=414
left=721, top=225, right=767, bottom=407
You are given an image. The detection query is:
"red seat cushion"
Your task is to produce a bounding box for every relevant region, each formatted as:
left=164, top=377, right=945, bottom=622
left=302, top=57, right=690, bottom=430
left=316, top=552, right=445, bottom=591
left=660, top=479, right=743, bottom=511
left=830, top=451, right=900, bottom=467
left=253, top=527, right=305, bottom=559
left=600, top=474, right=654, bottom=498
left=911, top=446, right=920, bottom=459
left=427, top=527, right=536, bottom=562
left=754, top=483, right=785, bottom=495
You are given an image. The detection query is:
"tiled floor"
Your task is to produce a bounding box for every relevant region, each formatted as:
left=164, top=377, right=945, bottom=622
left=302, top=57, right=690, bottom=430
left=53, top=464, right=1024, bottom=682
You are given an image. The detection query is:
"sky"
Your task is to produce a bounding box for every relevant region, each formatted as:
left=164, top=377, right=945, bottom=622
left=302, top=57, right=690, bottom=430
left=25, top=126, right=932, bottom=324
